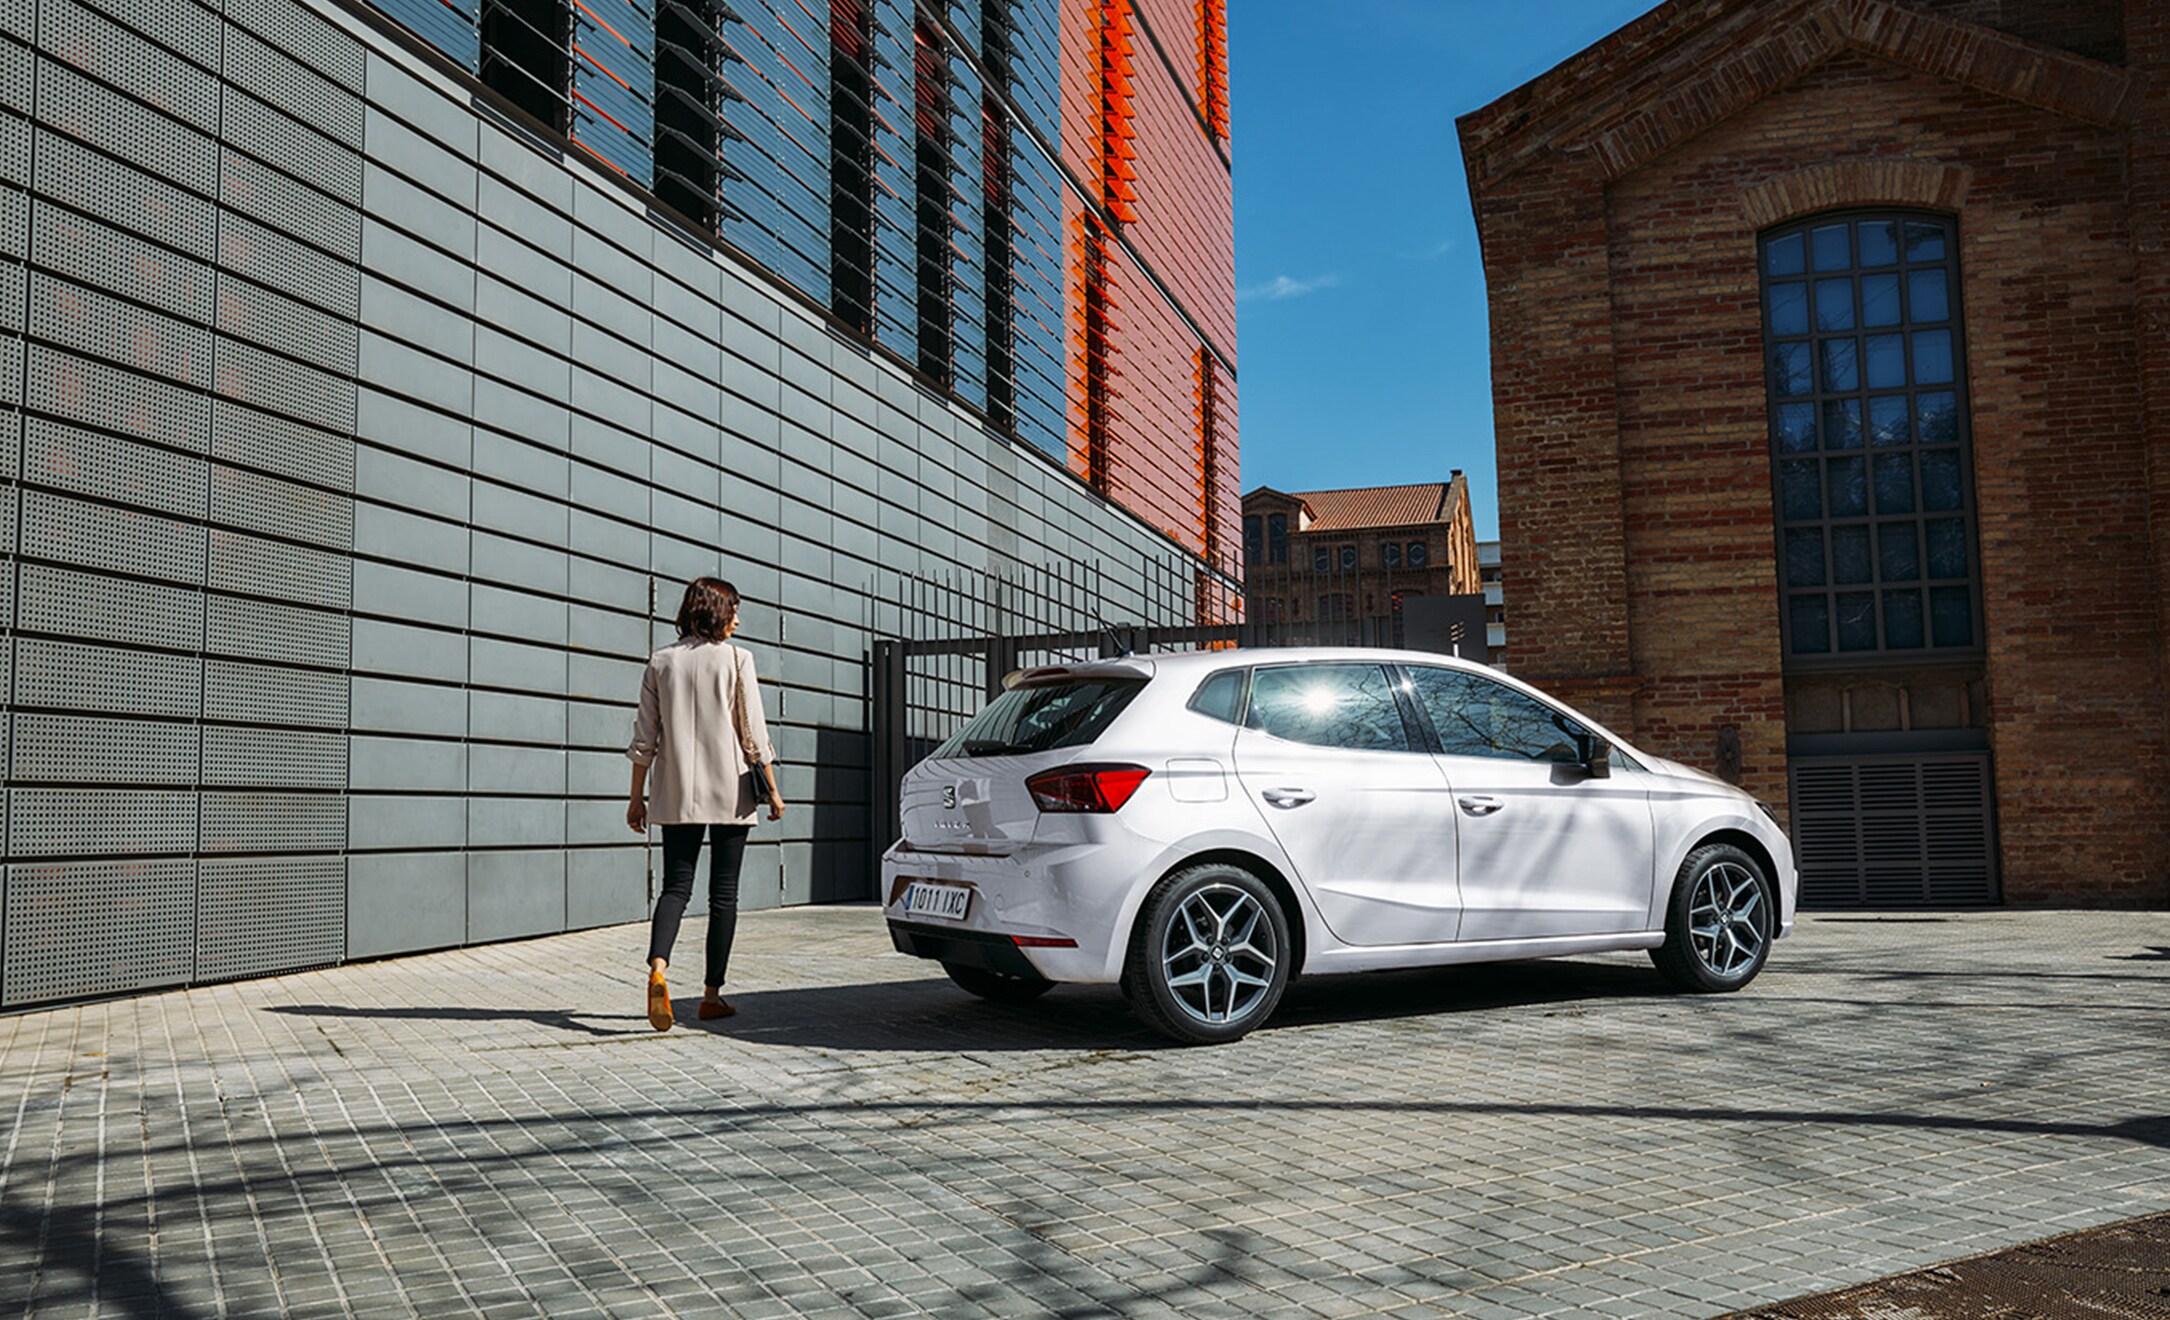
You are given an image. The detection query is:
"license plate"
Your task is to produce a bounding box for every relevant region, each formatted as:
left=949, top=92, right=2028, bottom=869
left=904, top=881, right=971, bottom=922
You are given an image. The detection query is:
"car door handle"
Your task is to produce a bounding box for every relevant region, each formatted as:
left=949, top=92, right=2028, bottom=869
left=1261, top=787, right=1316, bottom=809
left=1458, top=795, right=1503, bottom=815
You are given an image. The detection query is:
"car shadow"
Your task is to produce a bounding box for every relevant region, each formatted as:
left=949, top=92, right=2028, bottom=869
left=689, top=956, right=1673, bottom=1052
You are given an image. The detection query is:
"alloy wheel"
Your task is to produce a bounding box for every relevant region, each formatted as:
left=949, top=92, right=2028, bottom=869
left=1159, top=883, right=1279, bottom=1026
left=1688, top=861, right=1768, bottom=979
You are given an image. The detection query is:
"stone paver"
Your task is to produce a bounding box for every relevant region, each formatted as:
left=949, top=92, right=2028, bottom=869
left=2, top=909, right=2167, bottom=1317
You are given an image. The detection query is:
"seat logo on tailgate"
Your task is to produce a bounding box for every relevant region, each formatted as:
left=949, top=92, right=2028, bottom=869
left=941, top=785, right=958, bottom=809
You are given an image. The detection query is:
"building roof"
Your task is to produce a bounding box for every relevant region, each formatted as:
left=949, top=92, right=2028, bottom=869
left=1456, top=0, right=2134, bottom=202
left=1286, top=482, right=1452, bottom=533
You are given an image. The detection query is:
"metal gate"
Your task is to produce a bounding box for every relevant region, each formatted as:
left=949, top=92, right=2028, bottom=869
left=1789, top=752, right=1999, bottom=906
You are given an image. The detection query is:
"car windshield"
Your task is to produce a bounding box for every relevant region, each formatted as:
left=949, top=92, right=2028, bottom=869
left=932, top=677, right=1146, bottom=758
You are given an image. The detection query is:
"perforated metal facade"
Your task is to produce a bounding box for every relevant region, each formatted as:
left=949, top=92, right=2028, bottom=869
left=0, top=0, right=1226, bottom=1007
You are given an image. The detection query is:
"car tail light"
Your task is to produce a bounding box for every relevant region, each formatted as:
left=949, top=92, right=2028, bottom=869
left=1026, top=764, right=1151, bottom=813
left=1012, top=934, right=1078, bottom=948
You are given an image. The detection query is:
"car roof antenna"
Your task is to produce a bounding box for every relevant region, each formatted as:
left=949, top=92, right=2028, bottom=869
left=1096, top=612, right=1134, bottom=659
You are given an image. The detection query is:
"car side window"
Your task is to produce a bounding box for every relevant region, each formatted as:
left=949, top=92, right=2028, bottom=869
left=1246, top=664, right=1410, bottom=752
left=1406, top=667, right=1583, bottom=764
left=1188, top=668, right=1247, bottom=724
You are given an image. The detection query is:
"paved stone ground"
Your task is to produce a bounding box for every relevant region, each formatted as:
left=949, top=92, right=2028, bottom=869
left=1, top=908, right=2166, bottom=1319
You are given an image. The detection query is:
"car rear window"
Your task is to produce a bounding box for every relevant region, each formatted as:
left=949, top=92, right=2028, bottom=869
left=933, top=677, right=1146, bottom=758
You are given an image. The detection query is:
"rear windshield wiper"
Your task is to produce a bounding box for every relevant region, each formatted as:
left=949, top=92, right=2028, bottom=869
left=962, top=738, right=1026, bottom=756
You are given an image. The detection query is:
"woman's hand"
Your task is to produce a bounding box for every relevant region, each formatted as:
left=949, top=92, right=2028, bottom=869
left=626, top=797, right=648, bottom=833
left=767, top=793, right=786, bottom=822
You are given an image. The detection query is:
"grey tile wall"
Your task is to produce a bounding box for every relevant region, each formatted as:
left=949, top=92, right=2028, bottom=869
left=0, top=0, right=1213, bottom=1008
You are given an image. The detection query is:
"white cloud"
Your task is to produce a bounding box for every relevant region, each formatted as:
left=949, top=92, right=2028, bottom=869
left=1238, top=273, right=1343, bottom=302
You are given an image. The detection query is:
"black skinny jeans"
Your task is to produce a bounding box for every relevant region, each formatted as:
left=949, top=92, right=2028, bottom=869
left=646, top=823, right=751, bottom=988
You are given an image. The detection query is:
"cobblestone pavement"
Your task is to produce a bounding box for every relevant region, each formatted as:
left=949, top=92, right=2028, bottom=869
left=2, top=908, right=2167, bottom=1319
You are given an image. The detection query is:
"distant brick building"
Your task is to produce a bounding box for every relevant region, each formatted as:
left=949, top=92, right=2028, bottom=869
left=1242, top=479, right=1482, bottom=648
left=1459, top=0, right=2168, bottom=906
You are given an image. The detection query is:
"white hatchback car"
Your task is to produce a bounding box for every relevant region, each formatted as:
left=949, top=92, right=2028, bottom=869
left=881, top=648, right=1796, bottom=1044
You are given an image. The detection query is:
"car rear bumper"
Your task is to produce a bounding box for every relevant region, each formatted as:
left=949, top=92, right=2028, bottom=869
left=886, top=921, right=1046, bottom=979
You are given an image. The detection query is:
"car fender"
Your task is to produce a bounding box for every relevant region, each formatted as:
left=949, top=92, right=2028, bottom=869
left=1647, top=804, right=1797, bottom=933
left=1098, top=827, right=1325, bottom=983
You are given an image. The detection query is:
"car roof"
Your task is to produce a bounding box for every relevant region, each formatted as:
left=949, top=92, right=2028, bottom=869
left=1008, top=647, right=1498, bottom=686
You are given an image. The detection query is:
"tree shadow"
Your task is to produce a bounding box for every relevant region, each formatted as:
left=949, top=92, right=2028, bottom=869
left=265, top=1004, right=650, bottom=1039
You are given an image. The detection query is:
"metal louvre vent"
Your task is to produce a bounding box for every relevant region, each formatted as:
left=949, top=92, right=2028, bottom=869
left=194, top=855, right=344, bottom=983
left=2, top=858, right=197, bottom=1006
left=1790, top=752, right=1997, bottom=906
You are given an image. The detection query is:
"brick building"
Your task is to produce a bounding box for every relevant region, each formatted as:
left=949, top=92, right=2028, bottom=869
left=1241, top=479, right=1482, bottom=648
left=1459, top=0, right=2168, bottom=906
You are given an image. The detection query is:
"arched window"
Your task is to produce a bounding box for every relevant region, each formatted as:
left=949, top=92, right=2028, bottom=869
left=1760, top=213, right=1981, bottom=660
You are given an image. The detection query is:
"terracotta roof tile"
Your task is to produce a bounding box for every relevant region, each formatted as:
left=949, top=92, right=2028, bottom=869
left=1288, top=483, right=1450, bottom=532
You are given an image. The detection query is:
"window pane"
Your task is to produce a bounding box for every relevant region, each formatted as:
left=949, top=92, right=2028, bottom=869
left=1836, top=591, right=1878, bottom=650
left=1785, top=527, right=1825, bottom=586
left=1771, top=343, right=1811, bottom=395
left=1908, top=268, right=1949, bottom=322
left=1827, top=456, right=1866, bottom=519
left=1767, top=282, right=1808, bottom=335
left=1831, top=524, right=1872, bottom=583
left=1248, top=664, right=1408, bottom=752
left=1814, top=278, right=1854, bottom=331
left=1917, top=391, right=1958, bottom=443
left=1864, top=334, right=1906, bottom=389
left=1858, top=220, right=1897, bottom=267
left=1861, top=273, right=1902, bottom=326
left=1188, top=670, right=1246, bottom=725
left=1382, top=542, right=1401, bottom=567
left=1339, top=545, right=1357, bottom=570
left=1790, top=595, right=1831, bottom=654
left=1920, top=448, right=1964, bottom=510
left=1913, top=329, right=1954, bottom=384
left=1781, top=459, right=1821, bottom=519
left=1878, top=522, right=1920, bottom=581
left=1884, top=589, right=1925, bottom=649
left=1822, top=398, right=1862, bottom=449
left=1904, top=221, right=1946, bottom=262
left=1873, top=453, right=1915, bottom=513
left=1775, top=402, right=1816, bottom=452
left=1931, top=586, right=1972, bottom=647
left=1869, top=394, right=1911, bottom=446
left=1812, top=223, right=1850, bottom=271
left=1821, top=338, right=1859, bottom=391
left=1313, top=548, right=1330, bottom=572
left=1407, top=668, right=1584, bottom=764
left=1927, top=518, right=1969, bottom=578
left=1766, top=231, right=1805, bottom=276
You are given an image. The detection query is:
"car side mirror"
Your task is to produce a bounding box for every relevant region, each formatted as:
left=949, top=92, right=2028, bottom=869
left=1583, top=736, right=1612, bottom=780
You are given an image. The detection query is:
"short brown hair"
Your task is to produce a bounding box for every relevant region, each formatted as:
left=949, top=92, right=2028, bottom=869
left=676, top=577, right=740, bottom=642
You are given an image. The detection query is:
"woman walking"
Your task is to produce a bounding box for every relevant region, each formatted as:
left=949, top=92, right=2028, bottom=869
left=628, top=577, right=785, bottom=1030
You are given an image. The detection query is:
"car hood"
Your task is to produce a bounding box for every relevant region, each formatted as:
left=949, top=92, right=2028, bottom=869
left=1642, top=755, right=1742, bottom=793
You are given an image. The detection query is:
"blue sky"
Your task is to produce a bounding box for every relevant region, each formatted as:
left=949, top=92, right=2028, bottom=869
left=1229, top=0, right=1663, bottom=541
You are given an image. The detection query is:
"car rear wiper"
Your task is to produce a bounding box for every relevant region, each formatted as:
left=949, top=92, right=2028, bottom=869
left=962, top=738, right=1024, bottom=756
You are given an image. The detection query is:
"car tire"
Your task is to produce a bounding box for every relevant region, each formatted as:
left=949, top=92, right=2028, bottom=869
left=1651, top=842, right=1776, bottom=993
left=1121, top=862, right=1291, bottom=1045
left=941, top=961, right=1054, bottom=1003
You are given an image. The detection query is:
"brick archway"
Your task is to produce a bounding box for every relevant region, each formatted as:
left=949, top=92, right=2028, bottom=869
left=1739, top=160, right=1973, bottom=229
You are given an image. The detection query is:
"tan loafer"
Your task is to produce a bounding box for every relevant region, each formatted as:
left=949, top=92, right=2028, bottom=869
left=697, top=999, right=734, bottom=1020
left=647, top=973, right=674, bottom=1031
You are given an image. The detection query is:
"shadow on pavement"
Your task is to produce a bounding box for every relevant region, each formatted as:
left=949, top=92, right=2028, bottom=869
left=267, top=1004, right=651, bottom=1038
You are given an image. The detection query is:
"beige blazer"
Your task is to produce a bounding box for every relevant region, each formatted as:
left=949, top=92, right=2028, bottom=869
left=626, top=637, right=776, bottom=826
